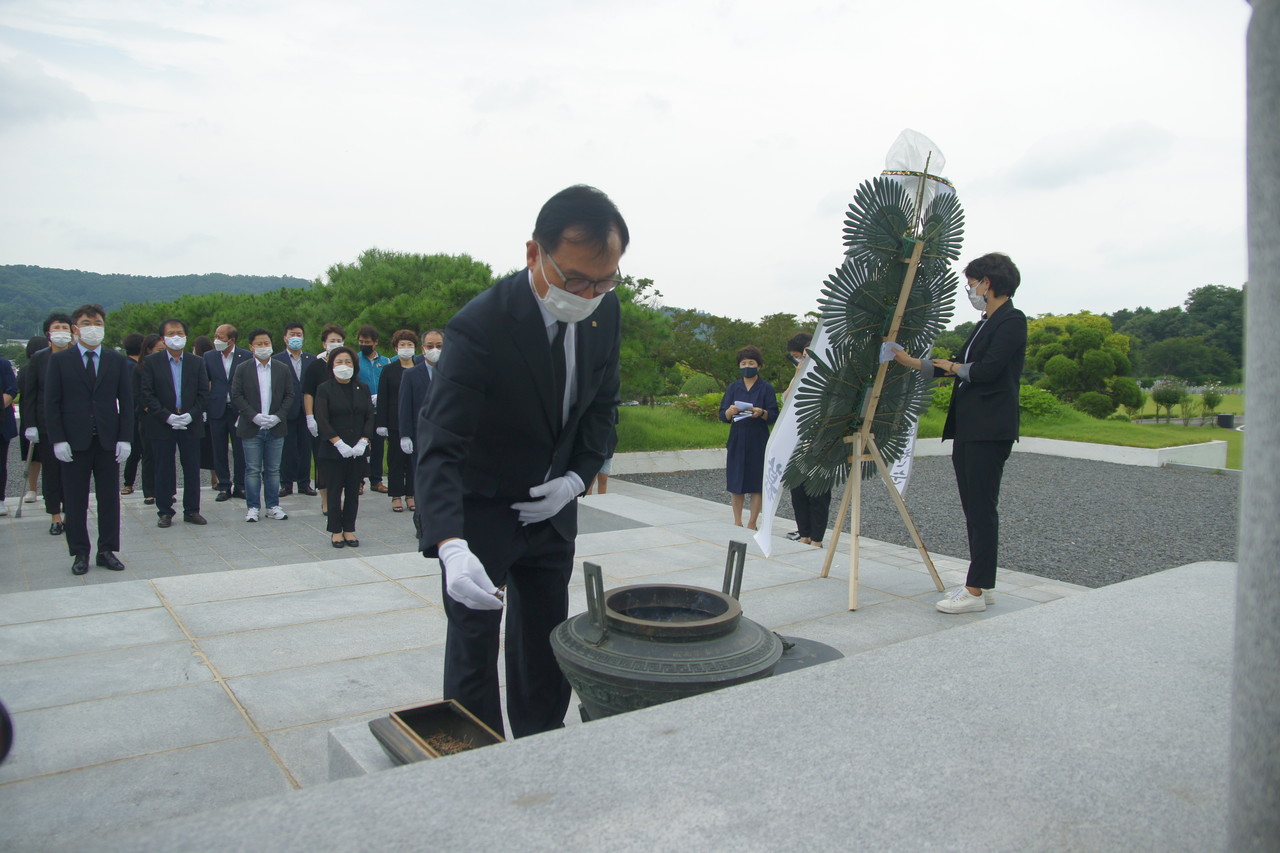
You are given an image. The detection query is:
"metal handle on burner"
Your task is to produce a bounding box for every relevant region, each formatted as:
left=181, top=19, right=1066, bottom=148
left=583, top=562, right=608, bottom=645
left=722, top=540, right=746, bottom=600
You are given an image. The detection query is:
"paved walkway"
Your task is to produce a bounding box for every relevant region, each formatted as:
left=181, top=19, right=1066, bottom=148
left=0, top=480, right=1087, bottom=852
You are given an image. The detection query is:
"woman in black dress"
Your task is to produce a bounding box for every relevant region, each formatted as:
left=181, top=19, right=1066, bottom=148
left=375, top=329, right=417, bottom=513
left=718, top=345, right=779, bottom=529
left=313, top=346, right=374, bottom=548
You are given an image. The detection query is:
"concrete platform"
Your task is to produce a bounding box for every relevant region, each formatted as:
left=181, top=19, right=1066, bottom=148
left=1, top=479, right=1093, bottom=851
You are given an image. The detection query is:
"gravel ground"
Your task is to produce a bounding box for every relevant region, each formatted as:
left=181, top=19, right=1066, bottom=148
left=4, top=440, right=1238, bottom=589
left=617, top=453, right=1240, bottom=589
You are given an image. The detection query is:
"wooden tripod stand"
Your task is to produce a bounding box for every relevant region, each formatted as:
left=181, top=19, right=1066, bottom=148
left=818, top=238, right=944, bottom=609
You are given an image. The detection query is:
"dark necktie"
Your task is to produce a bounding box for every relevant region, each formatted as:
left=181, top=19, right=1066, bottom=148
left=551, top=322, right=567, bottom=429
left=85, top=350, right=97, bottom=382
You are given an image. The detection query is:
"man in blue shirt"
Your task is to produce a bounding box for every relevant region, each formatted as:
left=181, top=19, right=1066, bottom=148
left=356, top=324, right=390, bottom=493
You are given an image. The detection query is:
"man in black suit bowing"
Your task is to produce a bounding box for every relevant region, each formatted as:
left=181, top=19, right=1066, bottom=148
left=140, top=318, right=210, bottom=528
left=204, top=323, right=252, bottom=501
left=43, top=303, right=133, bottom=575
left=416, top=185, right=626, bottom=738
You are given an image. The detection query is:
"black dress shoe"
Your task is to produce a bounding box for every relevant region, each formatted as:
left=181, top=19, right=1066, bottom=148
left=184, top=513, right=208, bottom=525
left=278, top=486, right=293, bottom=497
left=343, top=537, right=359, bottom=548
left=143, top=497, right=156, bottom=505
left=49, top=521, right=65, bottom=536
left=230, top=489, right=247, bottom=499
left=298, top=485, right=318, bottom=496
left=71, top=555, right=89, bottom=575
left=215, top=490, right=231, bottom=502
left=96, top=551, right=126, bottom=571
left=330, top=537, right=346, bottom=549
left=157, top=514, right=173, bottom=528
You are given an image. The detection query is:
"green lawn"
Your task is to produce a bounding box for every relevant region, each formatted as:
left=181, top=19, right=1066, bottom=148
left=620, top=404, right=1243, bottom=469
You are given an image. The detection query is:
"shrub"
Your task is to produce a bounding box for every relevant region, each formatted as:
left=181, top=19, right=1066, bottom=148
left=673, top=392, right=724, bottom=422
left=1178, top=396, right=1202, bottom=426
left=679, top=373, right=721, bottom=396
left=931, top=385, right=952, bottom=411
left=1150, top=377, right=1188, bottom=422
left=1201, top=381, right=1223, bottom=416
left=1107, top=411, right=1132, bottom=422
left=1075, top=391, right=1117, bottom=419
left=1018, top=384, right=1062, bottom=417
left=1110, top=376, right=1143, bottom=411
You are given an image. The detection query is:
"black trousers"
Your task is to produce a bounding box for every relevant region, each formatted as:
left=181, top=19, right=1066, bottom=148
left=318, top=457, right=360, bottom=533
left=441, top=516, right=573, bottom=739
left=122, top=419, right=143, bottom=486
left=951, top=439, right=1014, bottom=590
left=790, top=486, right=832, bottom=541
left=60, top=441, right=121, bottom=558
left=152, top=430, right=203, bottom=517
left=208, top=411, right=245, bottom=492
left=366, top=432, right=385, bottom=484
left=37, top=431, right=64, bottom=516
left=385, top=430, right=413, bottom=498
left=280, top=414, right=312, bottom=488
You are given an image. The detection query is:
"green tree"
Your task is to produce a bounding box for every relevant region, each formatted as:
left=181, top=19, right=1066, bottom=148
left=1139, top=336, right=1237, bottom=384
left=615, top=277, right=675, bottom=403
left=1026, top=312, right=1132, bottom=403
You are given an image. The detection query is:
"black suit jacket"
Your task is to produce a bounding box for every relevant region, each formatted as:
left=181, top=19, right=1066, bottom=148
left=272, top=350, right=315, bottom=420
left=939, top=300, right=1027, bottom=443
left=231, top=358, right=295, bottom=438
left=44, top=346, right=134, bottom=451
left=203, top=347, right=252, bottom=419
left=398, top=361, right=433, bottom=440
left=415, top=269, right=621, bottom=556
left=139, top=350, right=210, bottom=440
left=19, top=346, right=53, bottom=433
left=313, top=379, right=374, bottom=459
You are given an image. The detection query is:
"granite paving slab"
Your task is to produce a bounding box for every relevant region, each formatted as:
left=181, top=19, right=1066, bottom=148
left=0, top=580, right=161, bottom=625
left=0, top=642, right=212, bottom=711
left=0, top=608, right=186, bottom=665
left=171, top=582, right=425, bottom=636
left=153, top=559, right=383, bottom=605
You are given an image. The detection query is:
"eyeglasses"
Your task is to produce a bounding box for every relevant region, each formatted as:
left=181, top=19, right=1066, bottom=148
left=538, top=244, right=624, bottom=295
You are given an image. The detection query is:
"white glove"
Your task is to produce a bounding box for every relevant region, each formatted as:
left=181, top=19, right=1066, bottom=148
left=879, top=341, right=905, bottom=363
left=400, top=437, right=413, bottom=455
left=511, top=471, right=584, bottom=525
left=333, top=440, right=355, bottom=458
left=167, top=414, right=188, bottom=430
left=371, top=394, right=378, bottom=408
left=115, top=442, right=131, bottom=464
left=306, top=414, right=319, bottom=437
left=252, top=413, right=272, bottom=428
left=438, top=539, right=503, bottom=611
left=53, top=442, right=73, bottom=463
left=24, top=427, right=38, bottom=443
left=352, top=438, right=369, bottom=456
left=264, top=414, right=281, bottom=428
left=202, top=412, right=208, bottom=422
left=376, top=427, right=388, bottom=437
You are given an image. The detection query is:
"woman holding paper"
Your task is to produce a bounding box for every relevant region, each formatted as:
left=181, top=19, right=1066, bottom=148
left=720, top=346, right=779, bottom=529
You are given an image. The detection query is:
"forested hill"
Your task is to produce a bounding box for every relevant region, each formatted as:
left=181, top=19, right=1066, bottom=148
left=0, top=265, right=311, bottom=338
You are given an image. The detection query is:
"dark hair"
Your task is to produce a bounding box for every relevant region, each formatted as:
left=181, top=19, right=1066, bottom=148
left=532, top=185, right=630, bottom=258
left=963, top=253, right=1021, bottom=298
left=247, top=328, right=272, bottom=345
left=71, top=304, right=106, bottom=323
left=122, top=333, right=145, bottom=356
left=26, top=336, right=48, bottom=357
left=43, top=312, right=74, bottom=336
left=283, top=321, right=304, bottom=335
left=421, top=328, right=444, bottom=342
left=357, top=324, right=379, bottom=343
left=193, top=335, right=214, bottom=356
left=786, top=333, right=812, bottom=353
left=320, top=324, right=346, bottom=344
left=391, top=329, right=417, bottom=349
left=142, top=334, right=163, bottom=355
left=736, top=346, right=764, bottom=366
left=326, top=346, right=358, bottom=381
left=158, top=318, right=189, bottom=337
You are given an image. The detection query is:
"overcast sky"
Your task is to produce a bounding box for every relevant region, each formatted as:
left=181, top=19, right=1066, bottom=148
left=0, top=0, right=1251, bottom=326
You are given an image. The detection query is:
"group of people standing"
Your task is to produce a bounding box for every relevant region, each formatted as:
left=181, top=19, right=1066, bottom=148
left=4, top=308, right=445, bottom=571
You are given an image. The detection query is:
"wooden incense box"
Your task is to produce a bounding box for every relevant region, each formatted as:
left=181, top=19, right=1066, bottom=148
left=368, top=700, right=504, bottom=765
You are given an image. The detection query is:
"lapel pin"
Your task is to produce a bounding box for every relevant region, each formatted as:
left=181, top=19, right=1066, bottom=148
left=591, top=321, right=598, bottom=327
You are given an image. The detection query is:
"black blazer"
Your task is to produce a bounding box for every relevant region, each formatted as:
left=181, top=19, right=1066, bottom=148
left=937, top=300, right=1027, bottom=443
left=415, top=269, right=621, bottom=555
left=398, top=361, right=433, bottom=440
left=44, top=345, right=134, bottom=451
left=273, top=350, right=315, bottom=420
left=203, top=347, right=252, bottom=419
left=139, top=350, right=210, bottom=440
left=313, top=379, right=374, bottom=460
left=231, top=357, right=295, bottom=438
left=19, top=346, right=53, bottom=433
left=375, top=360, right=411, bottom=434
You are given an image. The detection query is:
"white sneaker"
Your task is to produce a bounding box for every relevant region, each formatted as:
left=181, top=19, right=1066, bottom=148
left=265, top=506, right=288, bottom=520
left=937, top=587, right=986, bottom=614
left=984, top=589, right=995, bottom=605
left=0, top=501, right=7, bottom=517
left=23, top=490, right=37, bottom=503
left=245, top=507, right=259, bottom=523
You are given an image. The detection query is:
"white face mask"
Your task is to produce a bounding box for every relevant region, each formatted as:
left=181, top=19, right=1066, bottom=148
left=164, top=335, right=187, bottom=351
left=325, top=340, right=344, bottom=353
left=966, top=282, right=988, bottom=312
left=397, top=347, right=415, bottom=361
left=49, top=331, right=73, bottom=348
left=534, top=260, right=605, bottom=324
left=254, top=346, right=273, bottom=361
left=77, top=325, right=105, bottom=347
left=333, top=364, right=355, bottom=381
left=214, top=338, right=230, bottom=352
left=423, top=348, right=441, bottom=364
